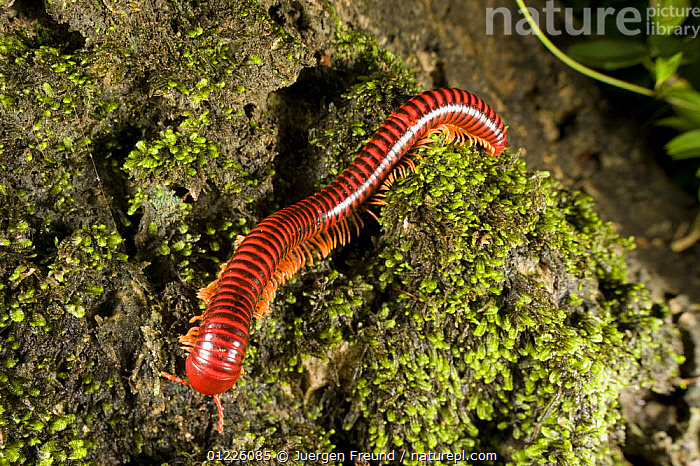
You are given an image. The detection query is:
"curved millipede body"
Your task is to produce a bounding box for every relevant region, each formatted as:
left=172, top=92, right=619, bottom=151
left=161, top=88, right=508, bottom=432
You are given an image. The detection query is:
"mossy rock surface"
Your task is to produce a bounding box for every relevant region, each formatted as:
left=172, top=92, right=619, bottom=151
left=0, top=1, right=681, bottom=465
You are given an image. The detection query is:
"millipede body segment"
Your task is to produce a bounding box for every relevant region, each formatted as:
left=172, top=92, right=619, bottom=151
left=161, top=88, right=508, bottom=432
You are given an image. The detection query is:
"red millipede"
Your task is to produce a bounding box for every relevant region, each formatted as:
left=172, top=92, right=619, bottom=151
left=161, top=88, right=508, bottom=432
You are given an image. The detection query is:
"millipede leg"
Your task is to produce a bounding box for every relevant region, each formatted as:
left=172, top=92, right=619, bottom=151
left=214, top=395, right=225, bottom=433
left=160, top=371, right=191, bottom=386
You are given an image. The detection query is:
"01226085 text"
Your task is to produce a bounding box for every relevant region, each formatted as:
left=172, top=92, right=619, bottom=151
left=206, top=450, right=274, bottom=462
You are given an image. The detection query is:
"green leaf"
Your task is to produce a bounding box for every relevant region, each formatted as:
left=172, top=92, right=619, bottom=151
left=647, top=34, right=682, bottom=58
left=651, top=0, right=691, bottom=33
left=163, top=128, right=177, bottom=146
left=665, top=87, right=700, bottom=106
left=665, top=129, right=700, bottom=159
left=655, top=52, right=683, bottom=89
left=662, top=87, right=700, bottom=127
left=185, top=27, right=204, bottom=38
left=567, top=40, right=648, bottom=70
left=656, top=116, right=698, bottom=132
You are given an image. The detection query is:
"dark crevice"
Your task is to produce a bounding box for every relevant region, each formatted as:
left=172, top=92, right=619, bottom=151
left=267, top=66, right=339, bottom=207
left=243, top=103, right=256, bottom=119
left=11, top=0, right=85, bottom=53
left=94, top=291, right=118, bottom=320
left=430, top=59, right=448, bottom=88
left=90, top=125, right=143, bottom=258
left=268, top=1, right=310, bottom=32
left=557, top=110, right=577, bottom=139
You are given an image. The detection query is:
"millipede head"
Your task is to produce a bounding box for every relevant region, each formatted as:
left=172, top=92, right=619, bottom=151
left=160, top=366, right=230, bottom=433
left=185, top=356, right=239, bottom=396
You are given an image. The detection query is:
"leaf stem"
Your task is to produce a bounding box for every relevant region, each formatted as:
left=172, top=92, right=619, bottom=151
left=513, top=0, right=656, bottom=98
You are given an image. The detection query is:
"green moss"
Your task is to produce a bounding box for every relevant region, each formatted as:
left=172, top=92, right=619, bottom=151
left=124, top=111, right=221, bottom=182
left=0, top=216, right=126, bottom=464
left=43, top=224, right=128, bottom=320
left=0, top=363, right=96, bottom=465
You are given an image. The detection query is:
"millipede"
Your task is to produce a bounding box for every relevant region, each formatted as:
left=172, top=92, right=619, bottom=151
left=160, top=88, right=508, bottom=432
